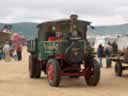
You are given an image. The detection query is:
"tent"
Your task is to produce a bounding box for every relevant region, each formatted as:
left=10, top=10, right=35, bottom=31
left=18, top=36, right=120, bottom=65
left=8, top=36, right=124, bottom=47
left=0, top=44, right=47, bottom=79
left=116, top=35, right=128, bottom=50
left=11, top=33, right=27, bottom=45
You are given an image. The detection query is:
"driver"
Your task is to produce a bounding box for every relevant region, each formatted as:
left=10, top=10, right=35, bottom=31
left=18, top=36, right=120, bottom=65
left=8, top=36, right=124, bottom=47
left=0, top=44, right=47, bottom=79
left=71, top=25, right=82, bottom=37
left=55, top=32, right=63, bottom=40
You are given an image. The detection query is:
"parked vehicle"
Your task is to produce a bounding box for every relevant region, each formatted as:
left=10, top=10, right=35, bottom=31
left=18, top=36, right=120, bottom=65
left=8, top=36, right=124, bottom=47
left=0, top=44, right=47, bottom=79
left=109, top=48, right=128, bottom=77
left=27, top=15, right=100, bottom=87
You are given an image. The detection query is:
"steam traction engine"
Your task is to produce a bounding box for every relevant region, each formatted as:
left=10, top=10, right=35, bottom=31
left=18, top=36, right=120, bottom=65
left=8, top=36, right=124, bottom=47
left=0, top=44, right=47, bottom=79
left=27, top=15, right=100, bottom=87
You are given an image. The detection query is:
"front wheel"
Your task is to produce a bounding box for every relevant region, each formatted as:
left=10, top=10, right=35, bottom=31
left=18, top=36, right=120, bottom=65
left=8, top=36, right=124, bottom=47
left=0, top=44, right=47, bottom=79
left=47, top=59, right=61, bottom=87
left=85, top=59, right=100, bottom=86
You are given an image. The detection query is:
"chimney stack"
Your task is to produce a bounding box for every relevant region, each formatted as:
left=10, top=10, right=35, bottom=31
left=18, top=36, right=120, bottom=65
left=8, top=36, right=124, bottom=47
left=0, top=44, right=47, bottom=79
left=70, top=14, right=78, bottom=21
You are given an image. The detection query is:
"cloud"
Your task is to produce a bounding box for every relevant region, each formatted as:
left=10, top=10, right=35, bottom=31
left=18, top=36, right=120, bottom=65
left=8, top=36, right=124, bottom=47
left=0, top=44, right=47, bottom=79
left=0, top=0, right=128, bottom=25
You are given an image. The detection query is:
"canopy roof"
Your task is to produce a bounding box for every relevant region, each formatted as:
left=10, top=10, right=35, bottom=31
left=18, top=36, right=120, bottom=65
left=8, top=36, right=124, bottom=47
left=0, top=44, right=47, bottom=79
left=37, top=15, right=91, bottom=28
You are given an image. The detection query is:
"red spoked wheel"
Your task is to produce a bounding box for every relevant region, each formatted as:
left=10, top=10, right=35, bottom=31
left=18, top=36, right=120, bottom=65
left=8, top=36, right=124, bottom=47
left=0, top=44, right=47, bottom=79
left=47, top=59, right=61, bottom=87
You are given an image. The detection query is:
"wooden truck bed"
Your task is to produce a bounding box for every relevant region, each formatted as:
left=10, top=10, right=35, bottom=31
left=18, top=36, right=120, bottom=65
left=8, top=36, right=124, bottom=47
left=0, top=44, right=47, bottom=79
left=108, top=56, right=128, bottom=64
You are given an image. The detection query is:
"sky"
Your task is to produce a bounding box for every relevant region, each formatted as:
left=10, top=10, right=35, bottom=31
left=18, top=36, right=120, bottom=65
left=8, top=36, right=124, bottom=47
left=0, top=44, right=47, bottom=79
left=0, top=0, right=128, bottom=25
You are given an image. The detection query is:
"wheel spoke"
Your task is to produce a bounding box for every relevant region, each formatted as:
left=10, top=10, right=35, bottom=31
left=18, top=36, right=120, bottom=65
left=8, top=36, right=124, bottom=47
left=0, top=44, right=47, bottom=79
left=48, top=64, right=55, bottom=80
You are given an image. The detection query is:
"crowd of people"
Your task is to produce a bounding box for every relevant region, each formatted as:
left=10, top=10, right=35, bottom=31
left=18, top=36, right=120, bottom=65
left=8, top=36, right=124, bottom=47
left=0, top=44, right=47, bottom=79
left=0, top=39, right=119, bottom=67
left=0, top=40, right=22, bottom=62
left=97, top=41, right=118, bottom=68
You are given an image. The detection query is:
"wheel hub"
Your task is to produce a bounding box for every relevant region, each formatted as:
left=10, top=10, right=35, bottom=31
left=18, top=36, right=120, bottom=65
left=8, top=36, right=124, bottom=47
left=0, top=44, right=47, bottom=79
left=48, top=64, right=55, bottom=80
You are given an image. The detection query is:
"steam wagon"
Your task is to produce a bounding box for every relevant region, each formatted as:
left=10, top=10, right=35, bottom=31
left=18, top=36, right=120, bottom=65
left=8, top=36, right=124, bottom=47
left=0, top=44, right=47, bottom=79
left=27, top=15, right=100, bottom=87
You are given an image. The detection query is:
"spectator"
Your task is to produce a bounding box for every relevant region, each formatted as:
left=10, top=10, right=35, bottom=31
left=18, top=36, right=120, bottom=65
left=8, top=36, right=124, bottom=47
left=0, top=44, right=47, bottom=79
left=0, top=45, right=3, bottom=60
left=123, top=47, right=128, bottom=62
left=105, top=42, right=112, bottom=68
left=3, top=41, right=11, bottom=62
left=16, top=44, right=22, bottom=61
left=13, top=48, right=17, bottom=61
left=97, top=44, right=104, bottom=67
left=112, top=41, right=118, bottom=56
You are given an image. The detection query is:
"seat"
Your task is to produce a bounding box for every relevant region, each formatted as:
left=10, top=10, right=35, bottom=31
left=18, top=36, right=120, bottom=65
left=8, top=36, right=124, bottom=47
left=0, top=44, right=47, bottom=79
left=48, top=36, right=56, bottom=41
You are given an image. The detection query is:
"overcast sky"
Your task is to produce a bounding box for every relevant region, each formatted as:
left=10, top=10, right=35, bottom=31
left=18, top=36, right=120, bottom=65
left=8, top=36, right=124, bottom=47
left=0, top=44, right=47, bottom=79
left=0, top=0, right=128, bottom=25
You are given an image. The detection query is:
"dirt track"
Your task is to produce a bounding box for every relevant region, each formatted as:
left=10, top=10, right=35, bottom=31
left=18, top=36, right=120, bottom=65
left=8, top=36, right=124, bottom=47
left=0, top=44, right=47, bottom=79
left=0, top=47, right=128, bottom=96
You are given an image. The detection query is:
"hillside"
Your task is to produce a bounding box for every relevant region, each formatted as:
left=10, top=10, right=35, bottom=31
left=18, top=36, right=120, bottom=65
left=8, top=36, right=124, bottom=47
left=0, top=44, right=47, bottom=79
left=0, top=23, right=128, bottom=39
left=89, top=24, right=128, bottom=36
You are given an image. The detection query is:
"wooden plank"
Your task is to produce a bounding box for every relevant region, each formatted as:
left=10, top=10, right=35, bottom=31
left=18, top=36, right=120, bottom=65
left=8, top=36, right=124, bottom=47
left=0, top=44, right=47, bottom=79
left=107, top=56, right=124, bottom=61
left=108, top=56, right=128, bottom=64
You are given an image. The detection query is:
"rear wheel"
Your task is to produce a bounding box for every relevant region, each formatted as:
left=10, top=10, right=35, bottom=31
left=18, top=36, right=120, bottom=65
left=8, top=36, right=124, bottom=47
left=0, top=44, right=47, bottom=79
left=115, top=61, right=122, bottom=76
left=29, top=55, right=41, bottom=78
left=85, top=59, right=100, bottom=86
left=47, top=59, right=61, bottom=87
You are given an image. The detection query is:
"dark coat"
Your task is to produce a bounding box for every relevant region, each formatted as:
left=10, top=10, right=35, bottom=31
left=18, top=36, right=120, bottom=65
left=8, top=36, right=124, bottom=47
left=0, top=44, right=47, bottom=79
left=97, top=46, right=104, bottom=57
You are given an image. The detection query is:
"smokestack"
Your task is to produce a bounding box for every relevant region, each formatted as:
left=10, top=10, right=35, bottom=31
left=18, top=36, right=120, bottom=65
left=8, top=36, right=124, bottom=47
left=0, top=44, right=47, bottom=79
left=70, top=14, right=78, bottom=32
left=70, top=14, right=78, bottom=21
